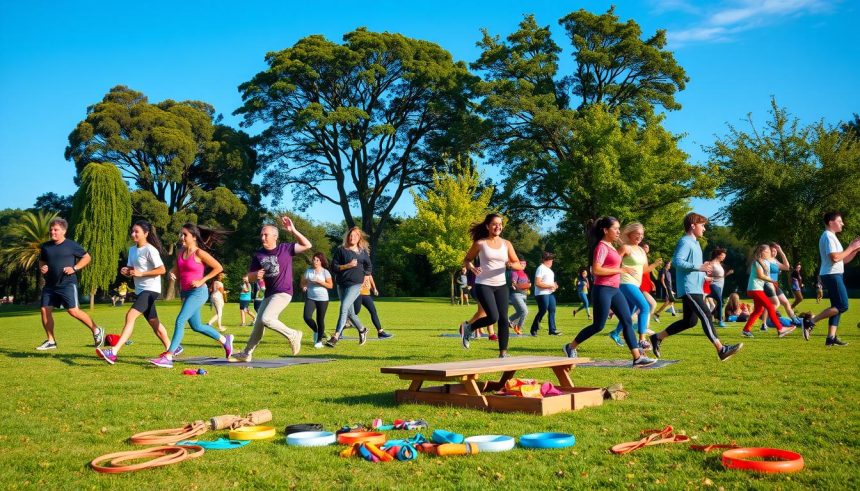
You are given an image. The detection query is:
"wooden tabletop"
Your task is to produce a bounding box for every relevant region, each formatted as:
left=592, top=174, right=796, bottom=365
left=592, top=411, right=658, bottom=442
left=380, top=356, right=592, bottom=377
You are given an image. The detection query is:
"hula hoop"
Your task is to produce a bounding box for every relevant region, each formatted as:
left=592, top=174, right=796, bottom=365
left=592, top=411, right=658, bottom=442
left=464, top=435, right=516, bottom=452
left=721, top=447, right=804, bottom=473
left=286, top=431, right=337, bottom=447
left=229, top=425, right=277, bottom=441
left=337, top=431, right=386, bottom=446
left=519, top=432, right=576, bottom=449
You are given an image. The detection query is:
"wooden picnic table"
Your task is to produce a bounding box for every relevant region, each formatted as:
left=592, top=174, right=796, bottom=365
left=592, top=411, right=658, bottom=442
left=380, top=356, right=602, bottom=415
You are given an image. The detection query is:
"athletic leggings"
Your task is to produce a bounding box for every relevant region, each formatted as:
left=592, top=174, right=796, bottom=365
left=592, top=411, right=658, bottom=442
left=472, top=284, right=510, bottom=350
left=573, top=285, right=637, bottom=350
left=612, top=283, right=650, bottom=336
left=709, top=284, right=724, bottom=322
left=303, top=299, right=328, bottom=342
left=663, top=294, right=719, bottom=344
left=353, top=295, right=382, bottom=331
left=168, top=285, right=222, bottom=353
left=576, top=291, right=590, bottom=312
left=743, top=290, right=782, bottom=333
left=530, top=294, right=557, bottom=334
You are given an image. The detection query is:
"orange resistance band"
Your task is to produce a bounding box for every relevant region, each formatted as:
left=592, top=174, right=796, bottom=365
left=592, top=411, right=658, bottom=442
left=610, top=426, right=690, bottom=455
left=129, top=421, right=209, bottom=445
left=90, top=445, right=205, bottom=474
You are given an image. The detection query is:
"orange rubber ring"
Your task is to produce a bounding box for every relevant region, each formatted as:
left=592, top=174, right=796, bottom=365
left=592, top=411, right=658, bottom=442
left=721, top=447, right=804, bottom=473
left=336, top=431, right=386, bottom=446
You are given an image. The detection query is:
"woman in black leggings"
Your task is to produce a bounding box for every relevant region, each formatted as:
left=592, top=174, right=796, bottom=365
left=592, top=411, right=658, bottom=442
left=460, top=214, right=524, bottom=358
left=353, top=274, right=392, bottom=338
left=301, top=252, right=333, bottom=348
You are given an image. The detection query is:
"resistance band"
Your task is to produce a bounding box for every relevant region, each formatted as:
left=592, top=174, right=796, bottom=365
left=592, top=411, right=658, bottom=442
left=90, top=445, right=204, bottom=474
left=610, top=426, right=689, bottom=455
left=130, top=421, right=208, bottom=445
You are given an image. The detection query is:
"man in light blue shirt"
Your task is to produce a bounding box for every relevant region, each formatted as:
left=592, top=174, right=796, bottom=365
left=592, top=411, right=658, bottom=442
left=650, top=212, right=743, bottom=361
left=802, top=212, right=860, bottom=345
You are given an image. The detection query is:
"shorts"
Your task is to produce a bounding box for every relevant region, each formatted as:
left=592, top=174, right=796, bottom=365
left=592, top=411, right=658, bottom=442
left=665, top=289, right=675, bottom=302
left=763, top=283, right=784, bottom=297
left=239, top=300, right=250, bottom=309
left=131, top=291, right=160, bottom=320
left=41, top=284, right=79, bottom=309
left=820, top=274, right=849, bottom=322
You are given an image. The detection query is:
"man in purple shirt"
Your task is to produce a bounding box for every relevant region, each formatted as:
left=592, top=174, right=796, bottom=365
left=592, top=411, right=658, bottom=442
left=229, top=216, right=311, bottom=362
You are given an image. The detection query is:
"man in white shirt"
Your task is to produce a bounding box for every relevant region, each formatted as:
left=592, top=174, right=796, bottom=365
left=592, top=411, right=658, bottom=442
left=802, top=212, right=860, bottom=345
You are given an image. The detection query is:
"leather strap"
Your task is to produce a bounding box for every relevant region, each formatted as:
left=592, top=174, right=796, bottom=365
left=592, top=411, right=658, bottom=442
left=610, top=426, right=690, bottom=455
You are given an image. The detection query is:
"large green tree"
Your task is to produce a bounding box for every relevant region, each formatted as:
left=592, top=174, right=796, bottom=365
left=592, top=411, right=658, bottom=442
left=235, top=28, right=482, bottom=259
left=71, top=163, right=132, bottom=308
left=65, top=86, right=257, bottom=249
left=400, top=158, right=493, bottom=303
left=709, top=99, right=860, bottom=270
left=0, top=210, right=58, bottom=299
left=472, top=10, right=714, bottom=241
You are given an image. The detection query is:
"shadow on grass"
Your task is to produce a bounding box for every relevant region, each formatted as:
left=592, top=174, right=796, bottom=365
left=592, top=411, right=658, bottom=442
left=0, top=346, right=92, bottom=366
left=324, top=391, right=399, bottom=408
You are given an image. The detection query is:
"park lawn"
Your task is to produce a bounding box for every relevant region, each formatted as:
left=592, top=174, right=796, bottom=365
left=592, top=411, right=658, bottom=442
left=0, top=297, right=858, bottom=490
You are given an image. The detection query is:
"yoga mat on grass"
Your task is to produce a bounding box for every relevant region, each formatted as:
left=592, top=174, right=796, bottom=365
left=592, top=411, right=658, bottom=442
left=180, top=357, right=334, bottom=369
left=437, top=333, right=529, bottom=338
left=576, top=359, right=679, bottom=369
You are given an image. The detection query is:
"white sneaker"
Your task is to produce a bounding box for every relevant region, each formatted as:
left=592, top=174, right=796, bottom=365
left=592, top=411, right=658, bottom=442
left=36, top=340, right=57, bottom=351
left=314, top=341, right=324, bottom=349
left=228, top=352, right=252, bottom=363
left=289, top=330, right=303, bottom=356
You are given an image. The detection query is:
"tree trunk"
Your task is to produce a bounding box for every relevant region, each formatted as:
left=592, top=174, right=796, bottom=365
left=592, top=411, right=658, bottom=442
left=164, top=243, right=177, bottom=300
left=450, top=271, right=455, bottom=305
left=90, top=287, right=96, bottom=310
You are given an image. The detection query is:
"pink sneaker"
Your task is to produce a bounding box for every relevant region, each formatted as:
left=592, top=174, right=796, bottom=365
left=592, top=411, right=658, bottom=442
left=223, top=334, right=234, bottom=359
left=96, top=347, right=117, bottom=365
left=148, top=355, right=173, bottom=368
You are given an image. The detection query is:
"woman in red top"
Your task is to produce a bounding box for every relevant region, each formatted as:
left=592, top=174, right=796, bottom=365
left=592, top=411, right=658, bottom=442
left=563, top=217, right=656, bottom=367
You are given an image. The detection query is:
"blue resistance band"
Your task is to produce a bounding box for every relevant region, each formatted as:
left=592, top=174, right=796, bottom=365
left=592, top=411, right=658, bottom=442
left=176, top=438, right=250, bottom=450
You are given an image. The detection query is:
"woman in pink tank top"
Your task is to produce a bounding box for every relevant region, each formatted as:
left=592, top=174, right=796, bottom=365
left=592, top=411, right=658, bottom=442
left=563, top=217, right=657, bottom=367
left=459, top=214, right=525, bottom=358
left=148, top=223, right=233, bottom=368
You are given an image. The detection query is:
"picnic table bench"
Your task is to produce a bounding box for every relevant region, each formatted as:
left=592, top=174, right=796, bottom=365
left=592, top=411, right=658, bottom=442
left=380, top=356, right=603, bottom=415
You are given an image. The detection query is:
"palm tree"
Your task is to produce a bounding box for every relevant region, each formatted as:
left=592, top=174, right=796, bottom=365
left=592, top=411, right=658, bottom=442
left=0, top=210, right=58, bottom=293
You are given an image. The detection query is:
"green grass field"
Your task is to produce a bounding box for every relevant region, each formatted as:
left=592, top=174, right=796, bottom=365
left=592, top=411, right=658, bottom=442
left=1, top=297, right=858, bottom=490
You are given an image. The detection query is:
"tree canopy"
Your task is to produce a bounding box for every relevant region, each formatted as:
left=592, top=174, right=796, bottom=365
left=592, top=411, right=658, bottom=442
left=235, top=28, right=482, bottom=256
left=71, top=163, right=132, bottom=307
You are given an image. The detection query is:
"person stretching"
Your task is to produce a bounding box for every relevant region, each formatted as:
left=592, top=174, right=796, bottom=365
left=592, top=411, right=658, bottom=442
left=96, top=221, right=173, bottom=364
left=230, top=217, right=311, bottom=362
left=460, top=214, right=525, bottom=358
left=563, top=217, right=656, bottom=367
left=741, top=244, right=797, bottom=338
left=802, top=212, right=860, bottom=345
left=150, top=223, right=232, bottom=368
left=35, top=217, right=104, bottom=351
left=530, top=252, right=560, bottom=336
left=649, top=213, right=743, bottom=362
left=301, top=252, right=333, bottom=349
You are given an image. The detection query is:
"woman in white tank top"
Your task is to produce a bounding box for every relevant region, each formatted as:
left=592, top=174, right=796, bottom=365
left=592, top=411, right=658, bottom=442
left=460, top=214, right=524, bottom=358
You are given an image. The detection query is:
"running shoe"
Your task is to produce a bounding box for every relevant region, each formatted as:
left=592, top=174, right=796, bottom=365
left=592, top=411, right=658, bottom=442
left=228, top=352, right=252, bottom=363
left=358, top=328, right=367, bottom=346
left=149, top=355, right=173, bottom=368
left=632, top=355, right=657, bottom=367
left=35, top=340, right=57, bottom=351
left=460, top=322, right=471, bottom=349
left=801, top=313, right=814, bottom=341
left=96, top=347, right=117, bottom=365
left=718, top=321, right=726, bottom=328
left=562, top=344, right=577, bottom=358
left=609, top=331, right=624, bottom=347
left=759, top=324, right=768, bottom=332
left=174, top=345, right=184, bottom=356
left=93, top=327, right=104, bottom=347
left=548, top=331, right=563, bottom=336
left=291, top=330, right=303, bottom=355
left=223, top=334, right=234, bottom=359
left=325, top=336, right=339, bottom=348
left=777, top=326, right=796, bottom=338
left=652, top=314, right=660, bottom=323
left=649, top=334, right=662, bottom=358
left=314, top=341, right=324, bottom=349
left=741, top=330, right=754, bottom=338
left=639, top=340, right=651, bottom=351
left=377, top=330, right=393, bottom=339
left=718, top=343, right=743, bottom=361
left=825, top=336, right=848, bottom=347
left=499, top=353, right=510, bottom=358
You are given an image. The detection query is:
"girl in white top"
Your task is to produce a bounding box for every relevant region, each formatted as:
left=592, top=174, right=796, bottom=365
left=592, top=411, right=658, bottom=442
left=301, top=252, right=334, bottom=348
left=95, top=221, right=172, bottom=364
left=207, top=272, right=227, bottom=332
left=460, top=214, right=524, bottom=358
left=529, top=252, right=560, bottom=336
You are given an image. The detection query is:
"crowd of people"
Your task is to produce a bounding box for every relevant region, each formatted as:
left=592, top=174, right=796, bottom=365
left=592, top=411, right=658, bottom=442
left=32, top=209, right=860, bottom=367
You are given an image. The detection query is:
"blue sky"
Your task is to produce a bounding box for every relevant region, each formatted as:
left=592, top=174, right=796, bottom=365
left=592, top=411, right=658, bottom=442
left=1, top=0, right=857, bottom=226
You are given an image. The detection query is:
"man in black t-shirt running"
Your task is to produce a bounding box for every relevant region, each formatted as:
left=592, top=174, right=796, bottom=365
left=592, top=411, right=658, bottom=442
left=36, top=218, right=103, bottom=351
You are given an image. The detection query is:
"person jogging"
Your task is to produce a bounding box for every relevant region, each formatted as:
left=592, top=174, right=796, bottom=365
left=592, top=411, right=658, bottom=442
left=649, top=213, right=743, bottom=362
left=35, top=217, right=104, bottom=351
left=96, top=221, right=173, bottom=364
